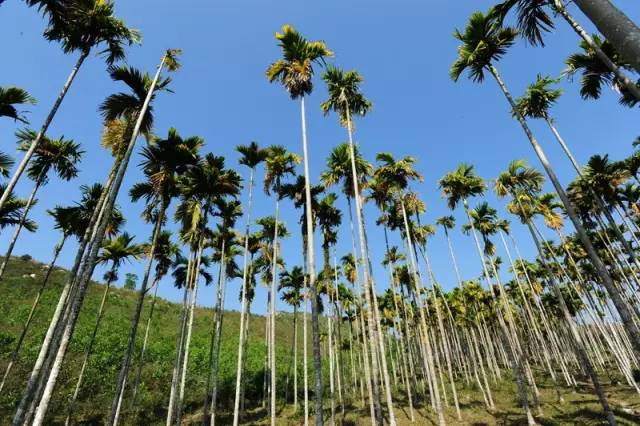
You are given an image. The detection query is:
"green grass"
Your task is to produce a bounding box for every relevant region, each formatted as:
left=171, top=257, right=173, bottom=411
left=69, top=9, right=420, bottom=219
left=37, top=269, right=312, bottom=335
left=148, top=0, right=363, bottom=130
left=1, top=257, right=639, bottom=425
left=0, top=257, right=304, bottom=424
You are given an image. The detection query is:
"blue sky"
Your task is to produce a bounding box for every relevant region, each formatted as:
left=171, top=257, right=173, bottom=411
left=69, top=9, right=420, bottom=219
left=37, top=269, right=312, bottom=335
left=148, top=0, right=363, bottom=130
left=1, top=0, right=638, bottom=316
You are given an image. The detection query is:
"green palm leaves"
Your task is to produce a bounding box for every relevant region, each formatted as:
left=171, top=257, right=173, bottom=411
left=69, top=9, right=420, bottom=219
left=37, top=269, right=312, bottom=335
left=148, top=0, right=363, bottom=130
left=266, top=24, right=334, bottom=98
left=439, top=163, right=486, bottom=210
left=321, top=65, right=371, bottom=125
left=263, top=145, right=300, bottom=196
left=0, top=87, right=36, bottom=123
left=450, top=9, right=517, bottom=83
left=15, top=129, right=84, bottom=183
left=515, top=75, right=562, bottom=119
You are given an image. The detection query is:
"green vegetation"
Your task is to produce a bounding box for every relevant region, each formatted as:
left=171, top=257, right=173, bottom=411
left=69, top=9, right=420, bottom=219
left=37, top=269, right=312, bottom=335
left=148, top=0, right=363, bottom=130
left=0, top=257, right=303, bottom=424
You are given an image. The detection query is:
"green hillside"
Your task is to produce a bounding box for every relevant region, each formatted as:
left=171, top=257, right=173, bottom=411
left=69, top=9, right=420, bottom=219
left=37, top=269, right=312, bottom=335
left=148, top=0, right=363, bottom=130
left=2, top=257, right=640, bottom=425
left=0, top=257, right=303, bottom=424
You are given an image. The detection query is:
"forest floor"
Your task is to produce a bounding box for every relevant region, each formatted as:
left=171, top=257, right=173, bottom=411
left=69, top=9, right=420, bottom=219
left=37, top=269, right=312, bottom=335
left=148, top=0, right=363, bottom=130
left=178, top=378, right=640, bottom=425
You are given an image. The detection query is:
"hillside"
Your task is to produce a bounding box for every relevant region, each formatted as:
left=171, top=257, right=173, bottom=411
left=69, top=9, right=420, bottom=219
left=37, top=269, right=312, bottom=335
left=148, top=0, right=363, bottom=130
left=2, top=257, right=640, bottom=425
left=0, top=257, right=303, bottom=424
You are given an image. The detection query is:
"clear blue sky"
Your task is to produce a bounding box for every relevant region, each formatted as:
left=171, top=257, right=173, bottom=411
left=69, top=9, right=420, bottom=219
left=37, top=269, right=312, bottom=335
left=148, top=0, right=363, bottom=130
left=1, top=0, right=638, bottom=315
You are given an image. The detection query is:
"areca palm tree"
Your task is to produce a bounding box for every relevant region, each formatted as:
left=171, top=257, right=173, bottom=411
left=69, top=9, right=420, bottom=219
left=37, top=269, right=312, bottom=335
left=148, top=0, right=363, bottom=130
left=0, top=184, right=37, bottom=232
left=0, top=0, right=140, bottom=212
left=320, top=65, right=399, bottom=426
left=0, top=129, right=83, bottom=278
left=263, top=144, right=298, bottom=423
left=494, top=0, right=640, bottom=102
left=64, top=232, right=143, bottom=425
left=267, top=25, right=333, bottom=425
left=130, top=230, right=181, bottom=405
left=279, top=173, right=323, bottom=423
left=450, top=9, right=640, bottom=360
left=111, top=127, right=201, bottom=421
left=279, top=266, right=305, bottom=411
left=564, top=35, right=640, bottom=105
left=206, top=200, right=243, bottom=425
left=495, top=161, right=617, bottom=425
left=232, top=141, right=268, bottom=425
left=19, top=49, right=181, bottom=426
left=440, top=163, right=537, bottom=424
left=169, top=153, right=241, bottom=426
left=0, top=86, right=36, bottom=123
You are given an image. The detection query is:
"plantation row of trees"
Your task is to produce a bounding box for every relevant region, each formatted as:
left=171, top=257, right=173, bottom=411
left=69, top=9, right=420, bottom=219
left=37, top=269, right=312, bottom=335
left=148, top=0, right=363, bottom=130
left=1, top=0, right=640, bottom=425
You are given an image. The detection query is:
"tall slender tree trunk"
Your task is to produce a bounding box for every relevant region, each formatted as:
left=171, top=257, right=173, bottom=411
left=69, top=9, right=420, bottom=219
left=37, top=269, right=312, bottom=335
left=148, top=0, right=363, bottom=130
left=167, top=275, right=192, bottom=426
left=11, top=163, right=115, bottom=426
left=488, top=63, right=640, bottom=360
left=64, top=271, right=116, bottom=426
left=543, top=115, right=640, bottom=274
left=110, top=199, right=168, bottom=426
left=176, top=244, right=204, bottom=425
left=344, top=104, right=391, bottom=425
left=209, top=242, right=229, bottom=425
left=293, top=303, right=299, bottom=412
left=30, top=55, right=168, bottom=426
left=131, top=278, right=161, bottom=405
left=525, top=221, right=617, bottom=425
left=0, top=50, right=89, bottom=212
left=0, top=234, right=65, bottom=394
left=462, top=198, right=534, bottom=425
left=269, top=192, right=281, bottom=426
left=232, top=166, right=256, bottom=426
left=572, top=0, right=640, bottom=74
left=300, top=96, right=324, bottom=426
left=0, top=170, right=45, bottom=278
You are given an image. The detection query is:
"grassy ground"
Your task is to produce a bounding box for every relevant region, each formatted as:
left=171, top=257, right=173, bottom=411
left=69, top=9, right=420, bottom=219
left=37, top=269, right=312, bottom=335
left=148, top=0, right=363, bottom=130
left=0, top=257, right=639, bottom=424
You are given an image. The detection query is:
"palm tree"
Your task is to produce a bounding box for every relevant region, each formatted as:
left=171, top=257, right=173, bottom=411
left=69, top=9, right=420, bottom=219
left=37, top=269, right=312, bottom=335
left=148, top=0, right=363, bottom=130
left=0, top=0, right=140, bottom=212
left=109, top=127, right=201, bottom=421
left=232, top=141, right=268, bottom=426
left=564, top=35, right=640, bottom=105
left=167, top=251, right=213, bottom=425
left=263, top=144, right=298, bottom=423
left=64, top=232, right=143, bottom=426
left=516, top=75, right=640, bottom=269
left=267, top=25, right=333, bottom=425
left=320, top=65, right=398, bottom=426
left=450, top=9, right=640, bottom=360
left=169, top=153, right=241, bottom=426
left=494, top=0, right=640, bottom=101
left=0, top=86, right=35, bottom=123
left=0, top=184, right=37, bottom=232
left=279, top=266, right=305, bottom=412
left=439, top=163, right=536, bottom=424
left=280, top=174, right=323, bottom=424
left=206, top=200, right=243, bottom=425
left=0, top=129, right=83, bottom=278
left=20, top=49, right=180, bottom=426
left=495, top=161, right=617, bottom=425
left=436, top=215, right=463, bottom=286
left=130, top=230, right=181, bottom=405
left=315, top=192, right=343, bottom=422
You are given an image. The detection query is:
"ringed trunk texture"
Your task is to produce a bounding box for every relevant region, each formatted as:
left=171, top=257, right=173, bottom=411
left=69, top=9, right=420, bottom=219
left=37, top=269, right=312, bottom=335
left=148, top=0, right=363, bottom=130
left=300, top=96, right=324, bottom=425
left=573, top=0, right=640, bottom=74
